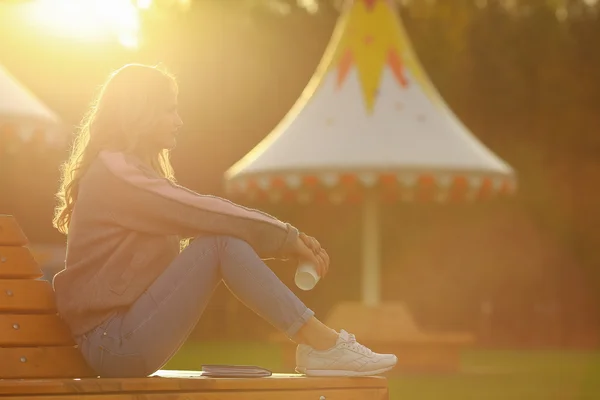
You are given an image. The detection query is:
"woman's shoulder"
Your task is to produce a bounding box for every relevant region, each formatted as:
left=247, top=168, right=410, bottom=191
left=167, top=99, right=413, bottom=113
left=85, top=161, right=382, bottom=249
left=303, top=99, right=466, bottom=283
left=81, top=151, right=133, bottom=188
left=96, top=150, right=137, bottom=169
left=96, top=150, right=157, bottom=179
left=78, top=151, right=149, bottom=203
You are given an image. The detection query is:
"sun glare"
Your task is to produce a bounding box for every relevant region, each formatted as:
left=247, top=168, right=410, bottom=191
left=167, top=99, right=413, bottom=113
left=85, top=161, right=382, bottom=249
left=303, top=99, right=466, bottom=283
left=19, top=0, right=147, bottom=48
left=136, top=0, right=153, bottom=10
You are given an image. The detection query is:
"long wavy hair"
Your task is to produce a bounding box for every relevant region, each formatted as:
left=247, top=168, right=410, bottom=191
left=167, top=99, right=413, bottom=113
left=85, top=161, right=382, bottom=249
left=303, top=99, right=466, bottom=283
left=53, top=63, right=178, bottom=235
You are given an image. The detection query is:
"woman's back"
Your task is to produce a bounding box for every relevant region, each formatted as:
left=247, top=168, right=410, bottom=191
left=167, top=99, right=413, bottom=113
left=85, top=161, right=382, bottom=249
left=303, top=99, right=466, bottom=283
left=54, top=151, right=180, bottom=336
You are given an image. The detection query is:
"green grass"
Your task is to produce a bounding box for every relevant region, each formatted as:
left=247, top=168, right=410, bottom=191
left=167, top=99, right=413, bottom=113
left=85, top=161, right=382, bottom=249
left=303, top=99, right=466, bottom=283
left=164, top=341, right=600, bottom=400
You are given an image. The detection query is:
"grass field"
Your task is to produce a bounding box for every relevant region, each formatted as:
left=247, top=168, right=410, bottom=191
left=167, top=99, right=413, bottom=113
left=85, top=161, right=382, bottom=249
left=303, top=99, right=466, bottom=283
left=164, top=341, right=600, bottom=400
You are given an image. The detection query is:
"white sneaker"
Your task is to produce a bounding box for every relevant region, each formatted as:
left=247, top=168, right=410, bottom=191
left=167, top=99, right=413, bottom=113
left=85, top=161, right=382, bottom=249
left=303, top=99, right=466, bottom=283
left=295, top=330, right=398, bottom=377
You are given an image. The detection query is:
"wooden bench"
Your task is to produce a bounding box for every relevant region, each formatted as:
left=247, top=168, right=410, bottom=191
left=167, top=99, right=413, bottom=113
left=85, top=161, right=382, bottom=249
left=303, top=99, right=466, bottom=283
left=0, top=370, right=389, bottom=399
left=0, top=214, right=389, bottom=399
left=272, top=302, right=474, bottom=374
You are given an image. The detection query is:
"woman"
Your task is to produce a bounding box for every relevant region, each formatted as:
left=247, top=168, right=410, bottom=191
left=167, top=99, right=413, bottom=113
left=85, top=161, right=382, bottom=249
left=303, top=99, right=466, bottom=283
left=52, top=63, right=397, bottom=378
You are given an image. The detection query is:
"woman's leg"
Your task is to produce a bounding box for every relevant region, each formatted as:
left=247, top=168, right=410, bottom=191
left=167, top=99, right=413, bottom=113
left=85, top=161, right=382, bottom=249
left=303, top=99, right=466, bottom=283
left=83, top=235, right=319, bottom=376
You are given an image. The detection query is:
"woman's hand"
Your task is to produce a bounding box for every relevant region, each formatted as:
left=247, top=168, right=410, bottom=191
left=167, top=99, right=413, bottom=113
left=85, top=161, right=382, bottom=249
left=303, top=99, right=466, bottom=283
left=293, top=232, right=330, bottom=278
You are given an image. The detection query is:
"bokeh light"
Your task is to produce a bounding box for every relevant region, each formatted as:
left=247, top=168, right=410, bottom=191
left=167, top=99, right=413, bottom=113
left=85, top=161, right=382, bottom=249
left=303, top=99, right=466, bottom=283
left=16, top=0, right=142, bottom=48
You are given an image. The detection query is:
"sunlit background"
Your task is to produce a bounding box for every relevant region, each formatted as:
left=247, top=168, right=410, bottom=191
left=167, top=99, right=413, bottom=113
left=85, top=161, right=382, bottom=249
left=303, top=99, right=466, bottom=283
left=1, top=0, right=600, bottom=399
left=11, top=0, right=191, bottom=48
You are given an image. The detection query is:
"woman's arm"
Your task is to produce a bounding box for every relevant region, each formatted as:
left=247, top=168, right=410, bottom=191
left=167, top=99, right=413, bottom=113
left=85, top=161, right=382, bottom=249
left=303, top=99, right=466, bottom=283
left=84, top=151, right=298, bottom=260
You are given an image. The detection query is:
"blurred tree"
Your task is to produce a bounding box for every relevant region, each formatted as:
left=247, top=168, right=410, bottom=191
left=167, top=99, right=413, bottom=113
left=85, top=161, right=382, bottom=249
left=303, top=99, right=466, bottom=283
left=3, top=0, right=597, bottom=21
left=241, top=0, right=599, bottom=21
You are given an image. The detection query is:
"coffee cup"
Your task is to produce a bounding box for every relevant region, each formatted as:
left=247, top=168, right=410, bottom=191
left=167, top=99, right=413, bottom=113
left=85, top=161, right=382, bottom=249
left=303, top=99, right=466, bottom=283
left=295, top=262, right=320, bottom=291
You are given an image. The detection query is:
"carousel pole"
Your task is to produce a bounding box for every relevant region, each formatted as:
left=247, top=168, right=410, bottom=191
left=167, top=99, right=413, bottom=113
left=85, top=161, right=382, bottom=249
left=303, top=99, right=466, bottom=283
left=361, top=188, right=381, bottom=306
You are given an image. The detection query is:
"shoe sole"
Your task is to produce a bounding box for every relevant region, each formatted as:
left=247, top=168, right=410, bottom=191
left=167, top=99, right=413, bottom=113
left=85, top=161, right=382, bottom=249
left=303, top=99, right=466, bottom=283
left=296, top=364, right=396, bottom=377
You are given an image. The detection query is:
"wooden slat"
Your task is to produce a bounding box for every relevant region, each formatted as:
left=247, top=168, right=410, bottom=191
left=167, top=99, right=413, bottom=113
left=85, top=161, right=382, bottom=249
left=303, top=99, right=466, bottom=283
left=0, top=314, right=74, bottom=346
left=0, top=279, right=56, bottom=313
left=0, top=346, right=96, bottom=379
left=0, top=215, right=28, bottom=246
left=0, top=388, right=387, bottom=400
left=0, top=246, right=43, bottom=279
left=0, top=371, right=387, bottom=395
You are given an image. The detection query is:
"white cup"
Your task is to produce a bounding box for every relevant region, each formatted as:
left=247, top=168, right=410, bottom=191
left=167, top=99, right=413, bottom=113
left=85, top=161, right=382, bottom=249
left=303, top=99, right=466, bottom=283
left=295, top=262, right=320, bottom=291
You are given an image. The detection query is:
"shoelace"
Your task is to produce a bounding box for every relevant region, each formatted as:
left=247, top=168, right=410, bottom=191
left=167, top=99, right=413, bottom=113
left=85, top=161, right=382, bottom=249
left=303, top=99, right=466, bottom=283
left=345, top=333, right=374, bottom=356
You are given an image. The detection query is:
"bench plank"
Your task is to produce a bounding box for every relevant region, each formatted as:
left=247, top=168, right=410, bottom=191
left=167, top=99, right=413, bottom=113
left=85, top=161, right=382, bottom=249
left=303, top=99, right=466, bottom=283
left=0, top=279, right=57, bottom=313
left=0, top=215, right=28, bottom=246
left=0, top=246, right=43, bottom=279
left=0, top=346, right=95, bottom=379
left=1, top=388, right=387, bottom=400
left=0, top=314, right=74, bottom=346
left=0, top=371, right=387, bottom=396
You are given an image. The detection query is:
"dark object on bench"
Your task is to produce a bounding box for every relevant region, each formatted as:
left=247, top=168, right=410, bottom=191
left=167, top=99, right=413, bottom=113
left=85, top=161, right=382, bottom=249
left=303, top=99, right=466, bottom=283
left=201, top=364, right=272, bottom=378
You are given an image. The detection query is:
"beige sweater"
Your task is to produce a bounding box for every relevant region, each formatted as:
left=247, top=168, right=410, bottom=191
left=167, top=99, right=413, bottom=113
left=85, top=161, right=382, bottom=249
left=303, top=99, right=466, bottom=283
left=52, top=151, right=298, bottom=336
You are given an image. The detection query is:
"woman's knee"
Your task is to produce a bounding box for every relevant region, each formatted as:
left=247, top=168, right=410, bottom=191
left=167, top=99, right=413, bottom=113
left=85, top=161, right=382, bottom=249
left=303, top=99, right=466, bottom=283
left=188, top=235, right=252, bottom=253
left=214, top=235, right=253, bottom=252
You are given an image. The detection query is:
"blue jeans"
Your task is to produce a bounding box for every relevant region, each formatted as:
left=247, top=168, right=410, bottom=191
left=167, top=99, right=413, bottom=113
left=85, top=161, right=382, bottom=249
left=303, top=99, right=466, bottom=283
left=75, top=236, right=314, bottom=377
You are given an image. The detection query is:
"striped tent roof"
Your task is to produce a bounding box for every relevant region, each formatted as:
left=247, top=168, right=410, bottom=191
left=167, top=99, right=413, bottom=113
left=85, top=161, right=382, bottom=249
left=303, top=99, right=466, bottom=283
left=225, top=0, right=516, bottom=204
left=0, top=64, right=63, bottom=151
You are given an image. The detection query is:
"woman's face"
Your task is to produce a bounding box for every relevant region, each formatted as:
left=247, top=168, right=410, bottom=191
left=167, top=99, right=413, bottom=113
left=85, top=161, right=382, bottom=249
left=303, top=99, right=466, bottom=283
left=150, top=89, right=183, bottom=150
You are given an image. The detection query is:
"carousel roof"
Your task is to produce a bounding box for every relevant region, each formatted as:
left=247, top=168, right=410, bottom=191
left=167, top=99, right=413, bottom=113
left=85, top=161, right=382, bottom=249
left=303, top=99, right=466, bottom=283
left=0, top=63, right=63, bottom=150
left=225, top=0, right=516, bottom=203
